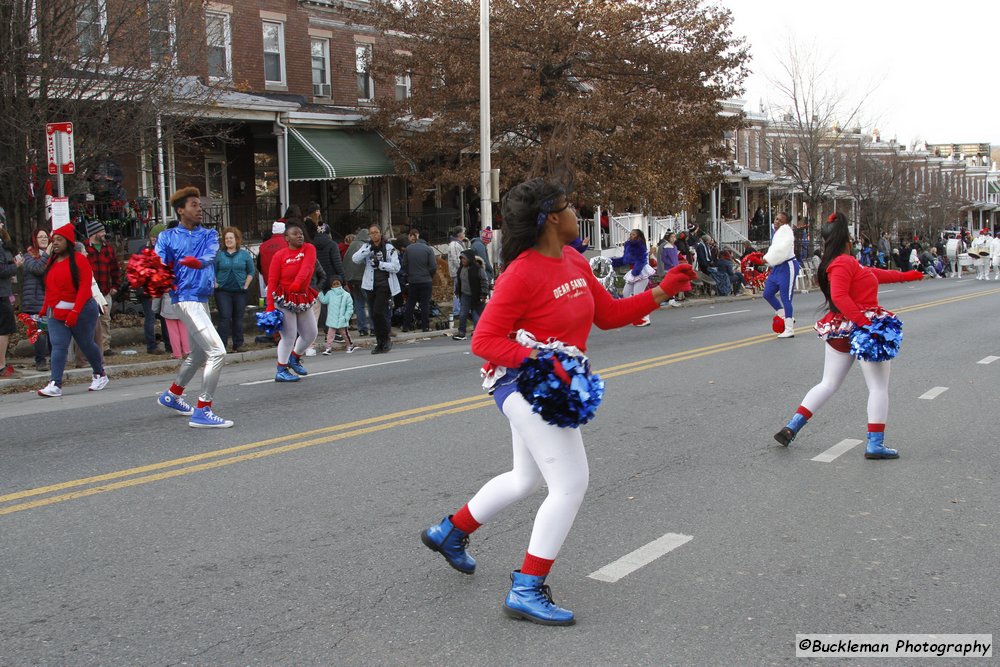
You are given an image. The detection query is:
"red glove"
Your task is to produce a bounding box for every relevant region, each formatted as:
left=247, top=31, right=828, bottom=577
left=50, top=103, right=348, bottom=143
left=178, top=256, right=201, bottom=269
left=903, top=270, right=923, bottom=281
left=266, top=304, right=275, bottom=312
left=658, top=264, right=698, bottom=297
left=288, top=281, right=303, bottom=293
left=65, top=310, right=79, bottom=328
left=551, top=357, right=572, bottom=385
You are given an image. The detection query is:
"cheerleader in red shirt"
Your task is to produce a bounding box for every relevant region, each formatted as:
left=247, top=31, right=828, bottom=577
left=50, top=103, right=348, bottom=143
left=774, top=212, right=923, bottom=459
left=420, top=176, right=697, bottom=626
left=266, top=222, right=318, bottom=382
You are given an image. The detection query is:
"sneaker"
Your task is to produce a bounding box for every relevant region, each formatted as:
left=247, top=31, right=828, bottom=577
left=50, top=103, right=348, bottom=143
left=35, top=361, right=49, bottom=372
left=275, top=366, right=300, bottom=382
left=345, top=345, right=358, bottom=353
left=0, top=364, right=20, bottom=378
left=103, top=349, right=117, bottom=357
left=333, top=333, right=345, bottom=343
left=189, top=406, right=234, bottom=429
left=322, top=347, right=332, bottom=355
left=158, top=390, right=194, bottom=415
left=88, top=374, right=109, bottom=391
left=359, top=329, right=369, bottom=337
left=452, top=334, right=467, bottom=341
left=233, top=345, right=248, bottom=353
left=305, top=347, right=317, bottom=357
left=147, top=347, right=166, bottom=355
left=668, top=299, right=680, bottom=308
left=37, top=381, right=62, bottom=398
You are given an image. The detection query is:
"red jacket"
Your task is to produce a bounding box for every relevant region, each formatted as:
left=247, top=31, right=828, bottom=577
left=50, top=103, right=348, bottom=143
left=827, top=255, right=914, bottom=326
left=41, top=254, right=93, bottom=319
left=258, top=235, right=287, bottom=285
left=471, top=246, right=656, bottom=369
left=86, top=241, right=120, bottom=295
left=266, top=243, right=317, bottom=309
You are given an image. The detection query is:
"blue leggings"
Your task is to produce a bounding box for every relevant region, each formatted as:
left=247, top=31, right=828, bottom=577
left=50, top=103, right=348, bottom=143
left=48, top=299, right=104, bottom=385
left=763, top=260, right=800, bottom=317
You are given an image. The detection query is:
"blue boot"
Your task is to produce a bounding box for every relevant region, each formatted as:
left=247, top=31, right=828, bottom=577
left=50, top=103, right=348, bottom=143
left=287, top=354, right=308, bottom=376
left=503, top=570, right=575, bottom=626
left=864, top=431, right=899, bottom=459
left=421, top=516, right=476, bottom=574
left=774, top=412, right=808, bottom=446
left=275, top=365, right=300, bottom=382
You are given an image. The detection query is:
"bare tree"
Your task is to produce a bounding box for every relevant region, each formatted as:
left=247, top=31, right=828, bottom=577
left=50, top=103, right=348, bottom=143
left=764, top=41, right=871, bottom=244
left=361, top=0, right=749, bottom=213
left=843, top=142, right=916, bottom=241
left=0, top=0, right=219, bottom=244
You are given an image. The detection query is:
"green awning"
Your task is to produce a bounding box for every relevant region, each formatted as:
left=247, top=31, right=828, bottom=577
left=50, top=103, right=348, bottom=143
left=287, top=128, right=400, bottom=181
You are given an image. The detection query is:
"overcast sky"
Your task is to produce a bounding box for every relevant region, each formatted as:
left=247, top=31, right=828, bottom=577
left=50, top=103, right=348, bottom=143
left=721, top=0, right=1000, bottom=147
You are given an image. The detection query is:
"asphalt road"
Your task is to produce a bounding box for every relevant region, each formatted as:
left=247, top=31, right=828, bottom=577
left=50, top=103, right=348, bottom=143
left=1, top=276, right=997, bottom=666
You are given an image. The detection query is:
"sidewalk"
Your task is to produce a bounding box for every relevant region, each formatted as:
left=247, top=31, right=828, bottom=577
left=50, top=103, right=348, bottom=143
left=1, top=291, right=762, bottom=394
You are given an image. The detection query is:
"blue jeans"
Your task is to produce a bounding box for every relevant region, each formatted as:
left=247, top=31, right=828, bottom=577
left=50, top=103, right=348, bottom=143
left=349, top=280, right=371, bottom=332
left=48, top=298, right=104, bottom=384
left=140, top=296, right=157, bottom=351
left=215, top=289, right=247, bottom=349
left=456, top=293, right=483, bottom=335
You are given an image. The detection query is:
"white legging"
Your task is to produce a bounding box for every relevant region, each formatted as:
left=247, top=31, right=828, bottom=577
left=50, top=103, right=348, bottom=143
left=466, top=392, right=590, bottom=560
left=623, top=276, right=649, bottom=298
left=276, top=305, right=318, bottom=365
left=800, top=344, right=891, bottom=424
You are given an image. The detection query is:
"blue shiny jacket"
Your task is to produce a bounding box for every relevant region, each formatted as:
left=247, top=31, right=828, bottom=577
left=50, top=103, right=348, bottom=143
left=155, top=225, right=219, bottom=303
left=611, top=238, right=648, bottom=276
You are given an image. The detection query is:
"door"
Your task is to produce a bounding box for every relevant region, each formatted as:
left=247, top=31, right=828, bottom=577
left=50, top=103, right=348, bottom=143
left=204, top=157, right=229, bottom=227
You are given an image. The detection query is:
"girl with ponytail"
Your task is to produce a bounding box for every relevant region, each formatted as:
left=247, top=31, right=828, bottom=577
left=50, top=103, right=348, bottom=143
left=773, top=212, right=923, bottom=459
left=420, top=174, right=697, bottom=626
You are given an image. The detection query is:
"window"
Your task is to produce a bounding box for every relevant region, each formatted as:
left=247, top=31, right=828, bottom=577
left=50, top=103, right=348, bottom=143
left=149, top=0, right=174, bottom=65
left=78, top=0, right=107, bottom=60
left=395, top=73, right=411, bottom=100
left=206, top=11, right=231, bottom=79
left=262, top=20, right=285, bottom=85
left=311, top=38, right=330, bottom=97
left=356, top=43, right=374, bottom=102
left=138, top=139, right=177, bottom=219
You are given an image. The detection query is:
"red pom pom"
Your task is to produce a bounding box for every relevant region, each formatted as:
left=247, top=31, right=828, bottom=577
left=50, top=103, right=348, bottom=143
left=126, top=248, right=175, bottom=297
left=16, top=313, right=40, bottom=344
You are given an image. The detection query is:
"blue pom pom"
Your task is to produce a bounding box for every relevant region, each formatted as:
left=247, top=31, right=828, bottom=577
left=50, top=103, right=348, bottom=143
left=850, top=314, right=903, bottom=362
left=515, top=349, right=604, bottom=428
left=256, top=309, right=284, bottom=335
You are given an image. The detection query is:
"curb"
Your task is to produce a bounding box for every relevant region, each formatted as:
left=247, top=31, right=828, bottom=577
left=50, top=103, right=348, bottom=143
left=1, top=328, right=458, bottom=393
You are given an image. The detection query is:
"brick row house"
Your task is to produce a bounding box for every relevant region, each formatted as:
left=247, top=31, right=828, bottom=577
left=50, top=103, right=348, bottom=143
left=51, top=0, right=419, bottom=241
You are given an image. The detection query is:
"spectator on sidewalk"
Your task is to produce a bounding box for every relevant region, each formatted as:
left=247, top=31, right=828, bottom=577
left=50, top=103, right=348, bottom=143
left=84, top=221, right=120, bottom=356
left=716, top=249, right=745, bottom=295
left=214, top=226, right=255, bottom=353
left=36, top=223, right=108, bottom=397
left=130, top=230, right=166, bottom=355
left=313, top=221, right=345, bottom=342
left=352, top=224, right=400, bottom=354
left=344, top=228, right=372, bottom=336
left=158, top=293, right=190, bottom=360
left=401, top=227, right=437, bottom=332
left=0, top=221, right=17, bottom=378
left=448, top=226, right=467, bottom=314
left=21, top=228, right=52, bottom=370
left=317, top=278, right=356, bottom=354
left=470, top=227, right=495, bottom=286
left=302, top=202, right=321, bottom=241
left=451, top=249, right=487, bottom=341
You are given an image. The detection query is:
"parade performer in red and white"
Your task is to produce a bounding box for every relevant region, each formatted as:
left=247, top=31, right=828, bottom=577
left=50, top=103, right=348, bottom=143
left=420, top=176, right=697, bottom=626
left=266, top=221, right=318, bottom=382
left=773, top=212, right=923, bottom=459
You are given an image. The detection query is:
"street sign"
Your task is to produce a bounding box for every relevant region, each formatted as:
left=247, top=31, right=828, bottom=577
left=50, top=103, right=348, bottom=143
left=46, top=122, right=75, bottom=175
left=51, top=197, right=70, bottom=227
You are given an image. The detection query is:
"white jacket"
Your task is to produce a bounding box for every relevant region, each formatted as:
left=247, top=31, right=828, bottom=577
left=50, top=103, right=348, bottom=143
left=352, top=241, right=401, bottom=296
left=990, top=236, right=1000, bottom=259
left=763, top=224, right=795, bottom=265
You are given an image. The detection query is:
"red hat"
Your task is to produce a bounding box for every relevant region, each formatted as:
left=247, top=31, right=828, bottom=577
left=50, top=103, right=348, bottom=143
left=52, top=223, right=75, bottom=243
left=981, top=228, right=990, bottom=235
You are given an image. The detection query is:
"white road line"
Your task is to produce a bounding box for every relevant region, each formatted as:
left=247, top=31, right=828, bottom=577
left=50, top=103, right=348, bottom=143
left=919, top=386, right=949, bottom=400
left=879, top=289, right=895, bottom=294
left=691, top=309, right=751, bottom=320
left=588, top=533, right=693, bottom=583
left=977, top=356, right=1000, bottom=365
left=240, top=359, right=410, bottom=385
left=811, top=438, right=863, bottom=463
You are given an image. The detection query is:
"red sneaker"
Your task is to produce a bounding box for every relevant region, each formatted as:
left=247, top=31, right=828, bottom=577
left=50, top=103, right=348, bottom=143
left=1, top=364, right=20, bottom=378
left=772, top=315, right=785, bottom=333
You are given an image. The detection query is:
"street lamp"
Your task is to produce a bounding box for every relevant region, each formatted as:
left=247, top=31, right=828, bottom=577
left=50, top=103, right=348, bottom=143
left=479, top=0, right=492, bottom=231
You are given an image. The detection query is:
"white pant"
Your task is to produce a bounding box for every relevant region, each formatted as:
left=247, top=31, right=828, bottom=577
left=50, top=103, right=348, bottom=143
left=800, top=344, right=891, bottom=424
left=277, top=305, right=318, bottom=364
left=466, top=391, right=589, bottom=560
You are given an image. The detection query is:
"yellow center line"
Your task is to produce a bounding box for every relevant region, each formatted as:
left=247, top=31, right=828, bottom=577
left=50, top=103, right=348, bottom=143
left=2, top=287, right=997, bottom=517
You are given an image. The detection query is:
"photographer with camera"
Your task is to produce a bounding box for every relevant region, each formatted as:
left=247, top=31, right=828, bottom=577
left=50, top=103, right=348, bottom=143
left=351, top=224, right=400, bottom=354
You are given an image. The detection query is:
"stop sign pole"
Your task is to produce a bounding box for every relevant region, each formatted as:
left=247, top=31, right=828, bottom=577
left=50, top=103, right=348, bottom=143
left=46, top=122, right=75, bottom=197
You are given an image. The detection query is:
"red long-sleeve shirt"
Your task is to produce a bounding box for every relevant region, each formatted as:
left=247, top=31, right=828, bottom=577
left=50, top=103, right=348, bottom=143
left=266, top=243, right=316, bottom=309
left=471, top=247, right=657, bottom=369
left=827, top=255, right=913, bottom=326
left=41, top=254, right=93, bottom=317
